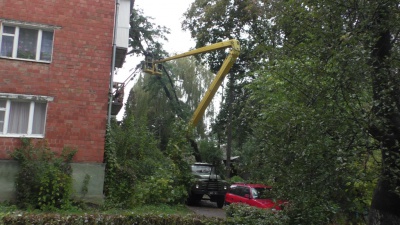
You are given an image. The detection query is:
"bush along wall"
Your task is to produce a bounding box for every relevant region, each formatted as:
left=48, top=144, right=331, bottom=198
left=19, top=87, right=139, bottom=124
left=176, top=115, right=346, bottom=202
left=2, top=213, right=225, bottom=225
left=10, top=138, right=77, bottom=210
left=103, top=124, right=137, bottom=208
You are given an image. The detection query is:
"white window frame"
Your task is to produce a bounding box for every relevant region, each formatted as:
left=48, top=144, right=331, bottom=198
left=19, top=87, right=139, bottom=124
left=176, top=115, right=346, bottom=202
left=0, top=93, right=54, bottom=138
left=0, top=20, right=58, bottom=63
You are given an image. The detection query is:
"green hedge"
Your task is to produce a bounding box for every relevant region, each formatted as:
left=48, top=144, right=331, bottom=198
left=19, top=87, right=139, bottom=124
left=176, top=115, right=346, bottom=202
left=2, top=213, right=224, bottom=225
left=226, top=203, right=289, bottom=225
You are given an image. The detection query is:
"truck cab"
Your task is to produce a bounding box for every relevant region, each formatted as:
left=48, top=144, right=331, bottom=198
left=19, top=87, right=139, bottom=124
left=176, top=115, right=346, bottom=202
left=187, top=162, right=229, bottom=208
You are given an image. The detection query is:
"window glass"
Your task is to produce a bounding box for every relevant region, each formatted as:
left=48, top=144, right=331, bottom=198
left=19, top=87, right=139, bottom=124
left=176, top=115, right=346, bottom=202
left=0, top=111, right=4, bottom=133
left=0, top=98, right=49, bottom=136
left=32, top=102, right=46, bottom=134
left=7, top=101, right=30, bottom=134
left=191, top=165, right=214, bottom=174
left=1, top=25, right=54, bottom=62
left=254, top=188, right=273, bottom=199
left=237, top=186, right=249, bottom=197
left=40, top=31, right=53, bottom=61
left=242, top=187, right=250, bottom=196
left=17, top=28, right=38, bottom=60
left=251, top=188, right=258, bottom=198
left=3, top=26, right=15, bottom=34
left=0, top=36, right=14, bottom=57
left=229, top=186, right=237, bottom=195
left=0, top=100, right=5, bottom=133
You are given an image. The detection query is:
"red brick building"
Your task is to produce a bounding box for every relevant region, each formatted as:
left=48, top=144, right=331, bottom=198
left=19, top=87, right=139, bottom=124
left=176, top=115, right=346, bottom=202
left=0, top=0, right=131, bottom=202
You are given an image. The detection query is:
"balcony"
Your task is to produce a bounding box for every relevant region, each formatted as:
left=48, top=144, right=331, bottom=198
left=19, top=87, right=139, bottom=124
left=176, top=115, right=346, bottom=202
left=111, top=82, right=125, bottom=116
left=114, top=0, right=132, bottom=68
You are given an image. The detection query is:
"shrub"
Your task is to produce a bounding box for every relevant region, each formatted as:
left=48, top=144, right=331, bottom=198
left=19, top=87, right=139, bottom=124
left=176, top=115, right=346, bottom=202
left=229, top=176, right=245, bottom=183
left=103, top=124, right=137, bottom=208
left=133, top=164, right=188, bottom=205
left=104, top=116, right=193, bottom=208
left=10, top=138, right=76, bottom=210
left=226, top=203, right=290, bottom=225
left=2, top=213, right=225, bottom=225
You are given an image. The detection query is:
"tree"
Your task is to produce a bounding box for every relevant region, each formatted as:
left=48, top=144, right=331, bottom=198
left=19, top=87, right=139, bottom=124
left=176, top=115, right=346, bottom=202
left=184, top=0, right=400, bottom=223
left=183, top=0, right=257, bottom=173
left=126, top=55, right=220, bottom=162
left=164, top=57, right=217, bottom=137
left=128, top=8, right=169, bottom=57
left=366, top=2, right=400, bottom=224
left=104, top=7, right=189, bottom=207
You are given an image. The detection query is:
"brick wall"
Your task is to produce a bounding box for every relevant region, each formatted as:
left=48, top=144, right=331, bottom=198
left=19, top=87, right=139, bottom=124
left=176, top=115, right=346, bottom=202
left=0, top=0, right=115, bottom=163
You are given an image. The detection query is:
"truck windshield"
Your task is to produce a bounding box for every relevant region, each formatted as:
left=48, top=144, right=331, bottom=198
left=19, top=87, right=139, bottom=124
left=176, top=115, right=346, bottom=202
left=191, top=165, right=215, bottom=174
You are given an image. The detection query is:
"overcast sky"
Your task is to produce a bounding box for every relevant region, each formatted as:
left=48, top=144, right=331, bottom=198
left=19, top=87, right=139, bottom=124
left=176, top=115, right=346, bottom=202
left=115, top=0, right=195, bottom=119
left=135, top=0, right=195, bottom=53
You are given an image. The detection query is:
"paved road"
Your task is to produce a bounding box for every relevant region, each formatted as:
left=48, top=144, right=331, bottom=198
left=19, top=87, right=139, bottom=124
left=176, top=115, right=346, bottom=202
left=186, top=200, right=226, bottom=219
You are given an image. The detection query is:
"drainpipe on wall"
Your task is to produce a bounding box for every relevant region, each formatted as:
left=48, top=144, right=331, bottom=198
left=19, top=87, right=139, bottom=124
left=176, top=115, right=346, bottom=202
left=107, top=0, right=120, bottom=126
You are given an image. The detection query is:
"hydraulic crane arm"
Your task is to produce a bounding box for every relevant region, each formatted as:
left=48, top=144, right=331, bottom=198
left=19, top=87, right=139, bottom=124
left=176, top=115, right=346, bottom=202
left=143, top=39, right=240, bottom=128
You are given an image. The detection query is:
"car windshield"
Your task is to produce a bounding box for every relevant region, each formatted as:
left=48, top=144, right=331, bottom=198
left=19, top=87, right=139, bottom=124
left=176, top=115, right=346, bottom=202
left=251, top=187, right=273, bottom=199
left=191, top=165, right=214, bottom=174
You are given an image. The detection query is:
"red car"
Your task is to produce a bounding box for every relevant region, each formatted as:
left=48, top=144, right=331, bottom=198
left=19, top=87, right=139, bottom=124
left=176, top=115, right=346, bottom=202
left=225, top=183, right=284, bottom=210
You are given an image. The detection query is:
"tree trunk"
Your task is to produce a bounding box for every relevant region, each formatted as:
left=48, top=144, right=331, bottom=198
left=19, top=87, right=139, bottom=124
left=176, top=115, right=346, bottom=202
left=225, top=73, right=234, bottom=179
left=189, top=138, right=202, bottom=162
left=368, top=3, right=400, bottom=224
left=369, top=148, right=400, bottom=225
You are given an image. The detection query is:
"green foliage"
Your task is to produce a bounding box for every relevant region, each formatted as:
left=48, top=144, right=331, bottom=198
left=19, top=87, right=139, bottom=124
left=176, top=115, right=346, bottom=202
left=129, top=8, right=169, bottom=57
left=2, top=212, right=224, bottom=225
left=165, top=57, right=217, bottom=136
left=105, top=115, right=193, bottom=208
left=183, top=0, right=398, bottom=223
left=103, top=123, right=136, bottom=208
left=80, top=174, right=90, bottom=197
left=104, top=6, right=202, bottom=209
left=114, top=115, right=167, bottom=180
left=127, top=56, right=217, bottom=152
left=164, top=119, right=197, bottom=199
left=10, top=138, right=76, bottom=211
left=198, top=139, right=223, bottom=165
left=0, top=202, right=18, bottom=220
left=226, top=203, right=289, bottom=225
left=229, top=176, right=245, bottom=184
left=133, top=166, right=188, bottom=205
left=126, top=73, right=180, bottom=151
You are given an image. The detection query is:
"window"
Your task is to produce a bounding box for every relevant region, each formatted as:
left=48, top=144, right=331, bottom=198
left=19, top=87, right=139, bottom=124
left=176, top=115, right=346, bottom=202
left=237, top=186, right=250, bottom=197
left=0, top=94, right=52, bottom=137
left=0, top=24, right=54, bottom=62
left=253, top=187, right=273, bottom=199
left=229, top=186, right=239, bottom=195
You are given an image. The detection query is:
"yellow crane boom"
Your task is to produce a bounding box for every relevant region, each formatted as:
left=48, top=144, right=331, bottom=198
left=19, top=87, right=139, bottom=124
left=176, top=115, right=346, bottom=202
left=143, top=39, right=240, bottom=128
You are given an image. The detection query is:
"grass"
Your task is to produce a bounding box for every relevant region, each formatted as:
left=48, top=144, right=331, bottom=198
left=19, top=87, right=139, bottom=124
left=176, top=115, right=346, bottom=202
left=0, top=202, right=19, bottom=221
left=103, top=204, right=193, bottom=215
left=0, top=201, right=192, bottom=217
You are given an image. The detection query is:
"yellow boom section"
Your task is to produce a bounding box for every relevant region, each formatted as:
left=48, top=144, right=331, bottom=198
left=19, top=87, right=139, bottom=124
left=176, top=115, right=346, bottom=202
left=143, top=39, right=240, bottom=128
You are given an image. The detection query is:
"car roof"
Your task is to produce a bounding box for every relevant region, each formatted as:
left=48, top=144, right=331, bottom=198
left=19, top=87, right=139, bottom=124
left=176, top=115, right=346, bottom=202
left=231, top=183, right=272, bottom=188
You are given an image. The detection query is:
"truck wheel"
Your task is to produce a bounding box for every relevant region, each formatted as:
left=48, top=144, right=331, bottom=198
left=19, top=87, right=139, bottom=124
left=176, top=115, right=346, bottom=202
left=187, top=194, right=202, bottom=206
left=186, top=197, right=195, bottom=206
left=217, top=198, right=224, bottom=208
